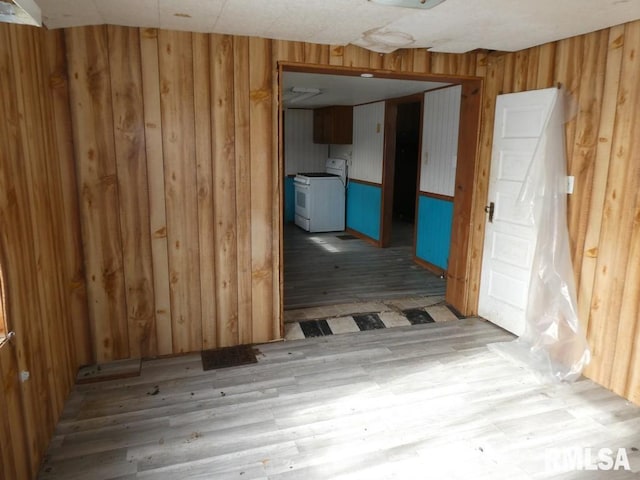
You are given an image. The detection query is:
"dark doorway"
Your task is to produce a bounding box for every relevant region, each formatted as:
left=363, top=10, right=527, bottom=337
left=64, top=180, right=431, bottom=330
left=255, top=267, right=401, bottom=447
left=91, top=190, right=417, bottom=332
left=390, top=101, right=421, bottom=247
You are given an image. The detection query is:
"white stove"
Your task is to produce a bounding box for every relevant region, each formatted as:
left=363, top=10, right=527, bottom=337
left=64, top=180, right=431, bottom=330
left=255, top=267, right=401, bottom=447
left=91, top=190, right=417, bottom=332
left=294, top=158, right=347, bottom=233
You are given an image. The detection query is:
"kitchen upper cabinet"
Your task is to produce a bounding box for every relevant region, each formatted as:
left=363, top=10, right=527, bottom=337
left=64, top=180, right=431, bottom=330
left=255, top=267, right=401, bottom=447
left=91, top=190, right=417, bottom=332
left=313, top=106, right=353, bottom=144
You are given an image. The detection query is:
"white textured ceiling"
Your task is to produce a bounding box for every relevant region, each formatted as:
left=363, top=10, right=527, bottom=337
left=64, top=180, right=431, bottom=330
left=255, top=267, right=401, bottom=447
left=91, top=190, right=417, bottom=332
left=283, top=72, right=449, bottom=108
left=34, top=0, right=640, bottom=54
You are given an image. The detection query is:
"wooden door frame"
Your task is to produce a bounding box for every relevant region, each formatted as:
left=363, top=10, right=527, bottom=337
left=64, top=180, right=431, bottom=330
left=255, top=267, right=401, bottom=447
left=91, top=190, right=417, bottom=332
left=277, top=62, right=483, bottom=317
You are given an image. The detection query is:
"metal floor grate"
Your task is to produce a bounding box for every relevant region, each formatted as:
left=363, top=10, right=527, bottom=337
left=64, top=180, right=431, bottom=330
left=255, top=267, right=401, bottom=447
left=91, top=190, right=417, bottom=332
left=201, top=345, right=257, bottom=371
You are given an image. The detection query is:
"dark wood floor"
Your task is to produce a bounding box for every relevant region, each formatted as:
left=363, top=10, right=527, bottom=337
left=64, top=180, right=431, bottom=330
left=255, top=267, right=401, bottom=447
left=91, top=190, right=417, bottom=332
left=284, top=222, right=445, bottom=310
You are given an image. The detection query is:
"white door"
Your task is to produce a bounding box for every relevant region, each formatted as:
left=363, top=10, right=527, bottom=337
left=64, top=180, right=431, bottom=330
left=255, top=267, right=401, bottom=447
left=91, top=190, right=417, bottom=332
left=478, top=88, right=560, bottom=335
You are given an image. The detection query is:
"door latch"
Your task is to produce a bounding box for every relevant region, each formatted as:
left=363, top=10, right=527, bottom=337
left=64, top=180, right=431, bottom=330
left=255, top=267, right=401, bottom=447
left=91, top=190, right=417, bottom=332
left=484, top=202, right=495, bottom=223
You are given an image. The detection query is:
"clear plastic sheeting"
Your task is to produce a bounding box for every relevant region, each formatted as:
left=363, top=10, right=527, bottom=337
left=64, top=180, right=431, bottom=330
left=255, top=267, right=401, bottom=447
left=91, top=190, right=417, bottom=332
left=488, top=87, right=591, bottom=383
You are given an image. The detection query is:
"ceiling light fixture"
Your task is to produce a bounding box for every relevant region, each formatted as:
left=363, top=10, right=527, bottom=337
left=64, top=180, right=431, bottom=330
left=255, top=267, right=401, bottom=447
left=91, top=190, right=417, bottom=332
left=0, top=0, right=41, bottom=26
left=368, top=0, right=446, bottom=9
left=360, top=73, right=374, bottom=78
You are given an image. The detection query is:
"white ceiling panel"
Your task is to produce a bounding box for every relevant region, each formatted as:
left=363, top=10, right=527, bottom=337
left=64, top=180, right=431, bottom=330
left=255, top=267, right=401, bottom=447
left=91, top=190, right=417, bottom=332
left=212, top=0, right=285, bottom=37
left=96, top=0, right=159, bottom=30
left=159, top=0, right=225, bottom=33
left=33, top=0, right=640, bottom=54
left=36, top=0, right=101, bottom=29
left=283, top=71, right=450, bottom=108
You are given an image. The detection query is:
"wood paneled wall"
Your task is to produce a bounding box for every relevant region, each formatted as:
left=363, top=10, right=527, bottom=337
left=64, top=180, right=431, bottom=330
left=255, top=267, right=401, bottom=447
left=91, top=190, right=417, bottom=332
left=0, top=24, right=89, bottom=478
left=65, top=23, right=640, bottom=405
left=66, top=27, right=281, bottom=361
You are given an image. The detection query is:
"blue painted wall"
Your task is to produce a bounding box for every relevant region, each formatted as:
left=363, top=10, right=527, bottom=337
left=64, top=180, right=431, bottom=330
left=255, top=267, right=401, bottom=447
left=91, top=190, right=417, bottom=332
left=416, top=195, right=453, bottom=270
left=284, top=176, right=295, bottom=223
left=346, top=181, right=381, bottom=241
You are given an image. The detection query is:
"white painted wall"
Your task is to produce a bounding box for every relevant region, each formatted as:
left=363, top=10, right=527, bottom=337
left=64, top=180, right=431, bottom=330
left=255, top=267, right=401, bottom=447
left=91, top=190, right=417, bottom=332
left=351, top=101, right=385, bottom=184
left=284, top=109, right=328, bottom=175
left=329, top=144, right=353, bottom=162
left=420, top=85, right=461, bottom=196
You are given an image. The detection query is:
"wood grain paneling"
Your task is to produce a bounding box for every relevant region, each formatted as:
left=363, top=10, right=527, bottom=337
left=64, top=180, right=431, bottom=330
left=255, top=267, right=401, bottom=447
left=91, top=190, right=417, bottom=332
left=586, top=21, right=640, bottom=389
left=249, top=37, right=276, bottom=343
left=61, top=22, right=640, bottom=409
left=211, top=34, right=239, bottom=347
left=43, top=30, right=91, bottom=367
left=0, top=24, right=88, bottom=479
left=194, top=32, right=216, bottom=350
left=158, top=30, right=203, bottom=354
left=108, top=26, right=156, bottom=359
left=66, top=27, right=129, bottom=362
left=140, top=28, right=174, bottom=356
left=233, top=36, right=254, bottom=345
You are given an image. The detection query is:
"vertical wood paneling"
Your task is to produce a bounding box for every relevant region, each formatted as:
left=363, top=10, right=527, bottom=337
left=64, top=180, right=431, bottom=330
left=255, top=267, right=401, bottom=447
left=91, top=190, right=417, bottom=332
left=0, top=26, right=39, bottom=477
left=412, top=49, right=431, bottom=73
left=249, top=37, right=275, bottom=343
left=329, top=44, right=344, bottom=66
left=1, top=23, right=88, bottom=479
left=43, top=29, right=91, bottom=366
left=554, top=36, right=584, bottom=167
left=11, top=25, right=73, bottom=422
left=525, top=47, right=540, bottom=89
left=108, top=26, right=156, bottom=359
left=586, top=21, right=640, bottom=387
left=535, top=43, right=556, bottom=88
left=158, top=30, right=202, bottom=353
left=576, top=25, right=624, bottom=343
left=351, top=102, right=386, bottom=183
left=0, top=345, right=30, bottom=480
left=140, top=28, right=173, bottom=356
left=0, top=27, right=42, bottom=470
left=565, top=30, right=608, bottom=278
left=211, top=34, right=240, bottom=347
left=274, top=40, right=304, bottom=63
left=304, top=42, right=330, bottom=65
left=66, top=27, right=129, bottom=362
left=343, top=44, right=371, bottom=68
left=193, top=32, right=216, bottom=349
left=233, top=36, right=254, bottom=345
left=612, top=185, right=640, bottom=396
left=513, top=50, right=529, bottom=92
left=620, top=192, right=640, bottom=398
left=502, top=52, right=516, bottom=93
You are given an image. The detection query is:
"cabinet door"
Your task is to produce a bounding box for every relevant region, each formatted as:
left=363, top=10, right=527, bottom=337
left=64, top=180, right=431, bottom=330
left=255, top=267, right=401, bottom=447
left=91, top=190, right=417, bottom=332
left=331, top=106, right=353, bottom=144
left=313, top=106, right=353, bottom=144
left=313, top=109, right=327, bottom=143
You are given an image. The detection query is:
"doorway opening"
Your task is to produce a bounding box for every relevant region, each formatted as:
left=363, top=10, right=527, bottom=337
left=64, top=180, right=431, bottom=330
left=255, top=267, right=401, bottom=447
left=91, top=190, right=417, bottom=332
left=278, top=64, right=483, bottom=320
left=387, top=100, right=422, bottom=248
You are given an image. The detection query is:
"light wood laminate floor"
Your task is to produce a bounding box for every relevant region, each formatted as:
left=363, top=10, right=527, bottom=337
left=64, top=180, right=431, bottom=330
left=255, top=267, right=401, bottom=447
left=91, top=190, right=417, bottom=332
left=284, top=223, right=445, bottom=310
left=40, top=319, right=640, bottom=479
